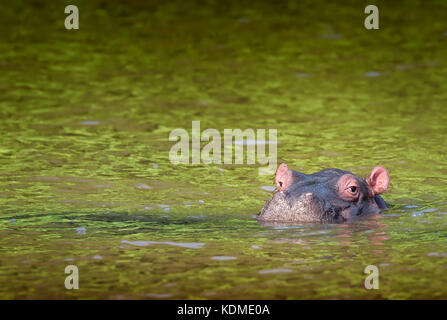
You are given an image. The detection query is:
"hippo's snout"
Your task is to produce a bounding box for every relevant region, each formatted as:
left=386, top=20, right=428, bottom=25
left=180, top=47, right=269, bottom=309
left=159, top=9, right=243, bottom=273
left=259, top=191, right=328, bottom=223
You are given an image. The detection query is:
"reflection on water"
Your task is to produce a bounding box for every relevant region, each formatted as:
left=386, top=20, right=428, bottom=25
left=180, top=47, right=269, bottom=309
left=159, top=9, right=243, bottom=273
left=2, top=209, right=446, bottom=299
left=1, top=0, right=447, bottom=299
left=121, top=240, right=205, bottom=249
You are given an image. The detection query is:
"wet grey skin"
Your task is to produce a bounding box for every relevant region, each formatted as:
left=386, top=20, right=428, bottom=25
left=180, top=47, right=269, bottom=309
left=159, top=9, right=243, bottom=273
left=258, top=167, right=389, bottom=224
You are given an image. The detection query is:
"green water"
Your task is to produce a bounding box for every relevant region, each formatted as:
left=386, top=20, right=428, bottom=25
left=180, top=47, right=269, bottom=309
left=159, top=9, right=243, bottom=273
left=1, top=0, right=447, bottom=299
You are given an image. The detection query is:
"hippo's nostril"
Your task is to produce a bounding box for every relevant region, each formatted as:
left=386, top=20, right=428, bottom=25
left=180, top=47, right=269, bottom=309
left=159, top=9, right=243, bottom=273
left=356, top=207, right=363, bottom=216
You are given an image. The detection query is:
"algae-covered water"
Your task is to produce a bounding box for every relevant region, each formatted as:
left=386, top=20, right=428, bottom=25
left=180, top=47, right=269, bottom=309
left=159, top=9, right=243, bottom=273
left=1, top=0, right=447, bottom=299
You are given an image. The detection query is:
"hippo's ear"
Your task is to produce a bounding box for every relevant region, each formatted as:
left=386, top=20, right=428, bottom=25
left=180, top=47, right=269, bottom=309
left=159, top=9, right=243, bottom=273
left=366, top=166, right=390, bottom=195
left=275, top=163, right=294, bottom=191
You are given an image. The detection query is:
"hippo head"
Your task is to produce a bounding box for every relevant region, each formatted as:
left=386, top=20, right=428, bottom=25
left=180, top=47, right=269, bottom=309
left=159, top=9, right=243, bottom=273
left=258, top=163, right=390, bottom=223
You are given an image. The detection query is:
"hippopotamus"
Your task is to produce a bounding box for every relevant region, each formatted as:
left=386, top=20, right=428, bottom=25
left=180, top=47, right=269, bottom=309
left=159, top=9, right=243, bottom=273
left=258, top=163, right=390, bottom=223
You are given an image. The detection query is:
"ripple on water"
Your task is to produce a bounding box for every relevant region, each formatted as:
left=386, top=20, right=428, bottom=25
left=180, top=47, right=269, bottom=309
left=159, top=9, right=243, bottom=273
left=143, top=293, right=173, bottom=298
left=395, top=64, right=411, bottom=70
left=412, top=208, right=438, bottom=217
left=427, top=252, right=447, bottom=257
left=403, top=205, right=420, bottom=209
left=211, top=256, right=237, bottom=261
left=363, top=71, right=381, bottom=77
left=273, top=225, right=303, bottom=230
left=321, top=33, right=343, bottom=39
left=236, top=17, right=250, bottom=23
left=411, top=212, right=424, bottom=217
left=259, top=268, right=293, bottom=274
left=79, top=121, right=100, bottom=125
left=76, top=227, right=86, bottom=234
left=187, top=215, right=206, bottom=220
left=136, top=183, right=151, bottom=190
left=301, top=230, right=329, bottom=236
left=121, top=240, right=205, bottom=249
left=260, top=186, right=276, bottom=192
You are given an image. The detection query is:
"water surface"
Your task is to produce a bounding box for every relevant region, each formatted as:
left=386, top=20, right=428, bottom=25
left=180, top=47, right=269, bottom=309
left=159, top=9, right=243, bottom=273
left=1, top=0, right=447, bottom=299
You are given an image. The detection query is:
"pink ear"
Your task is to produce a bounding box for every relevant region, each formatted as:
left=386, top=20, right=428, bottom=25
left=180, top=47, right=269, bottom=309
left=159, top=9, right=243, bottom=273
left=366, top=166, right=390, bottom=195
left=275, top=163, right=293, bottom=191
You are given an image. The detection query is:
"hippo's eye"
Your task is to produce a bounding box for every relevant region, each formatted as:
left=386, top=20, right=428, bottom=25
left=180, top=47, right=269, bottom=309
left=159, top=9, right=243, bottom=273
left=338, top=175, right=360, bottom=200
left=348, top=186, right=358, bottom=193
